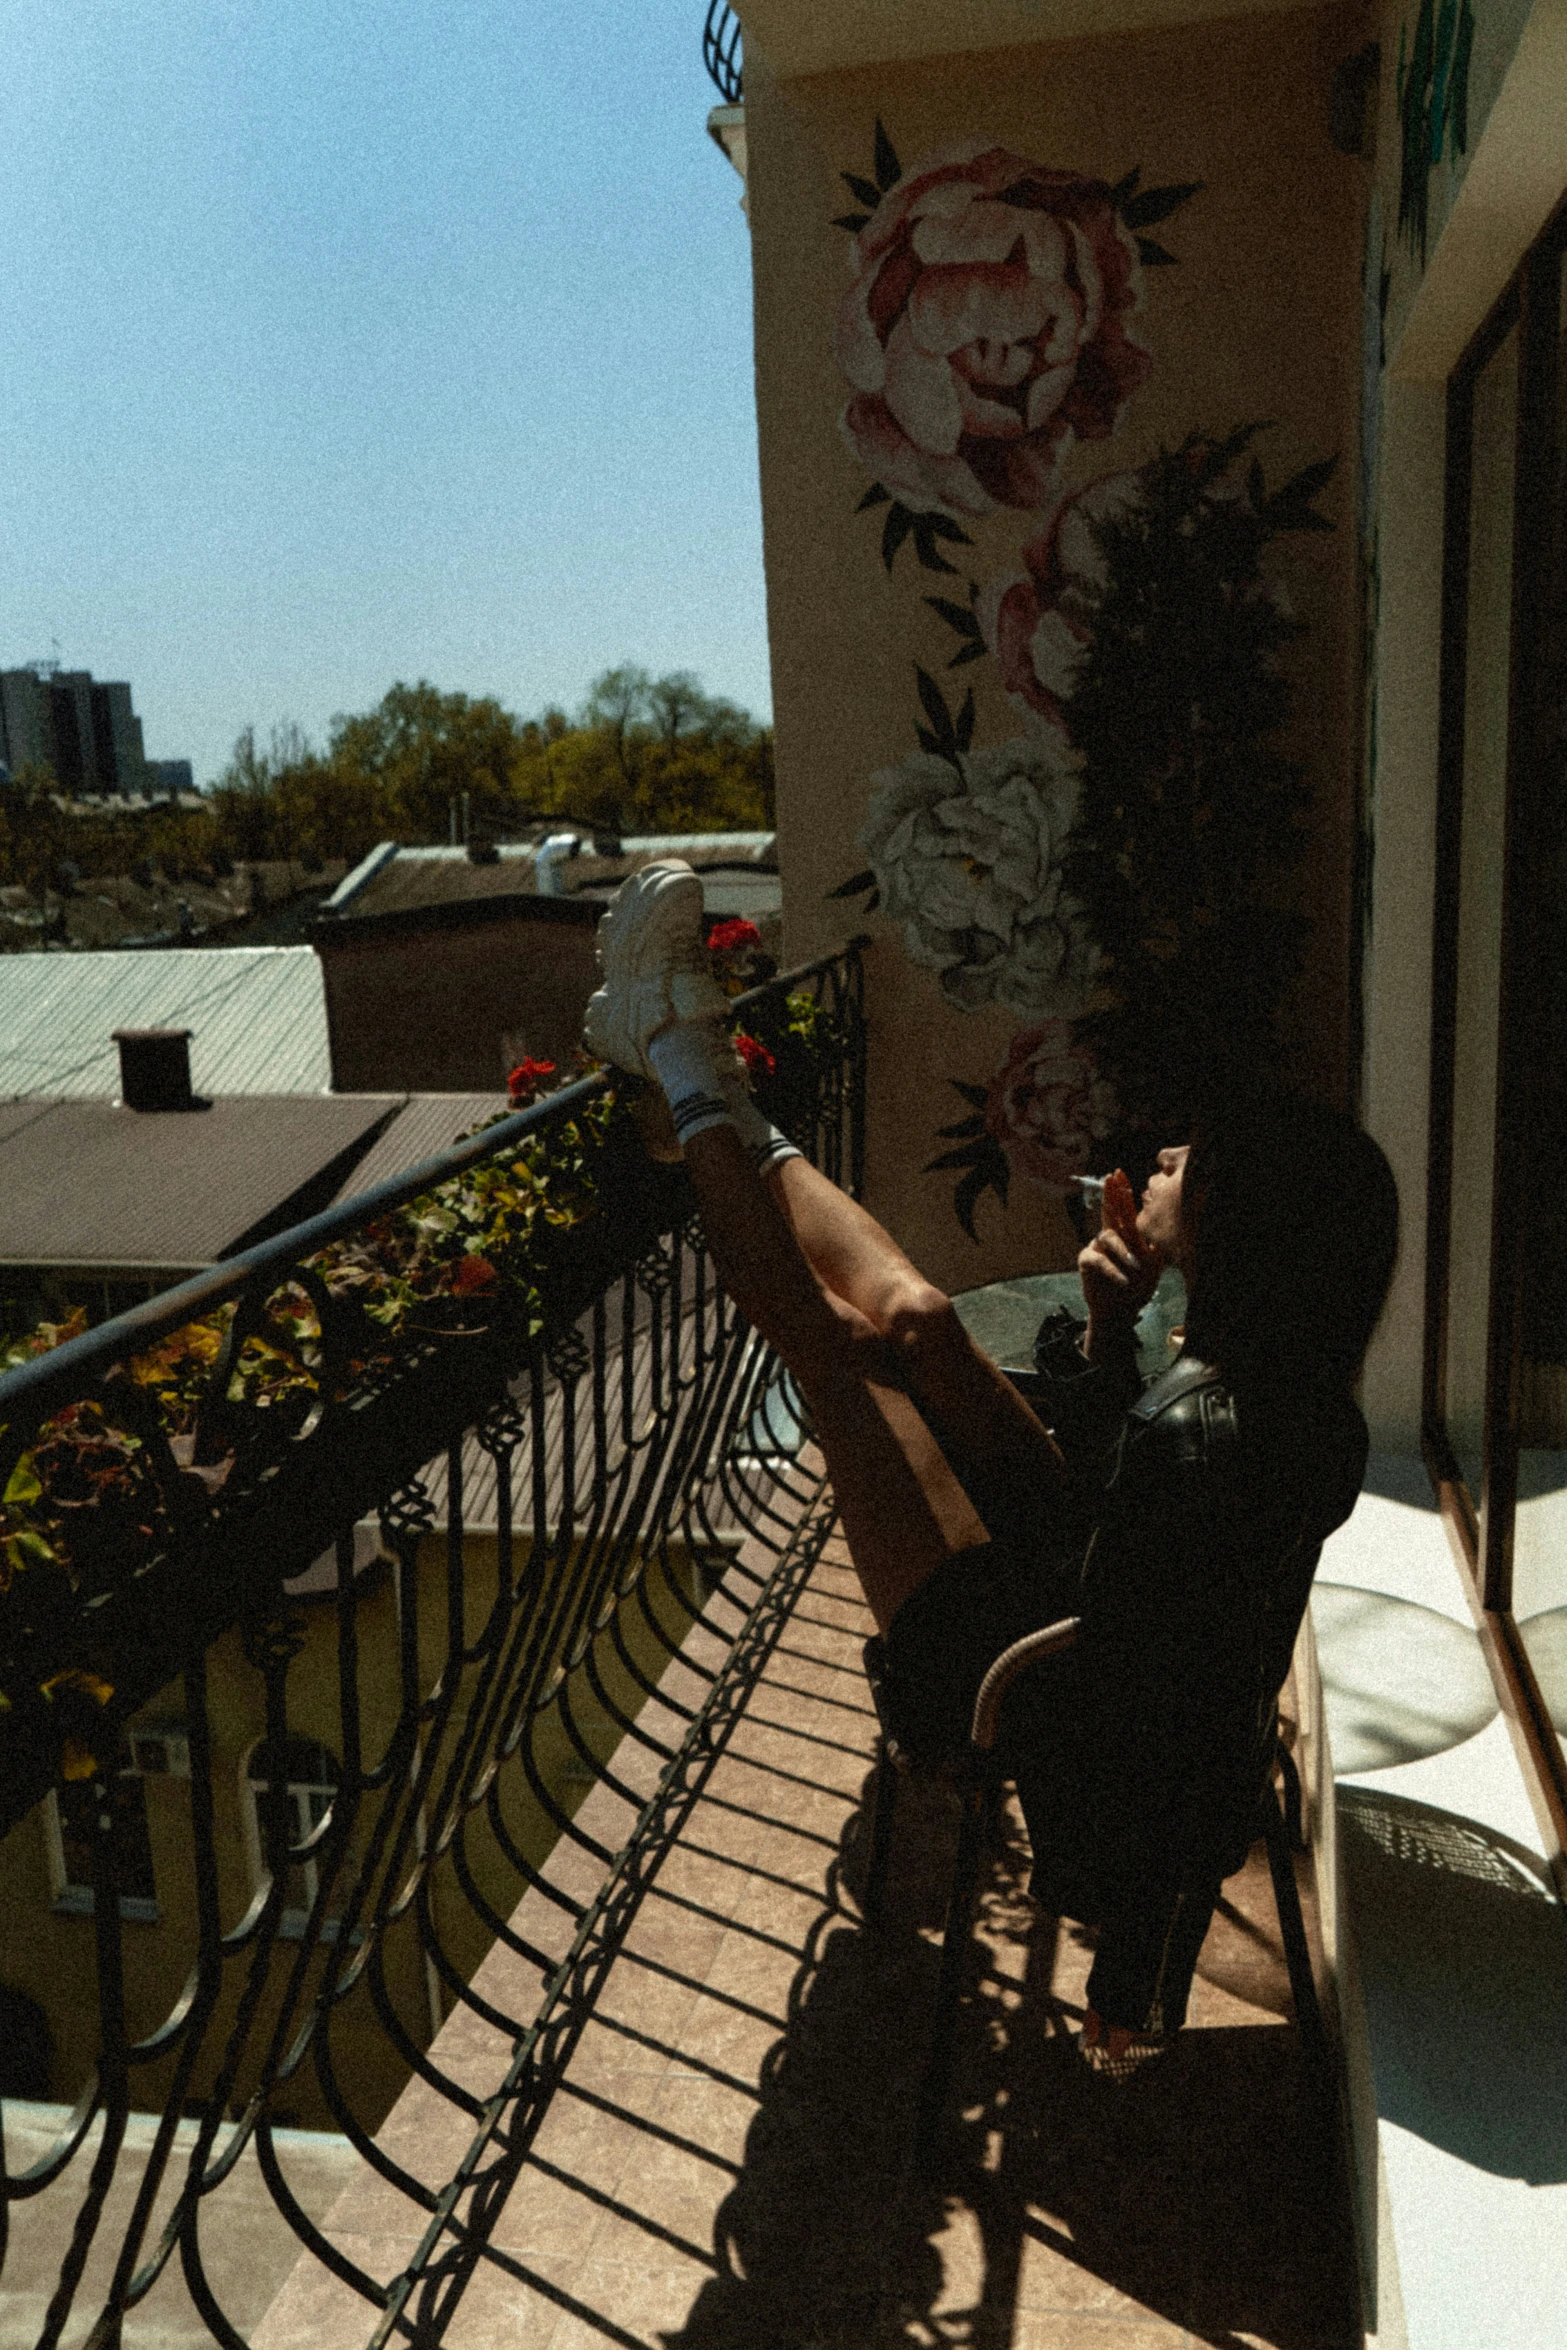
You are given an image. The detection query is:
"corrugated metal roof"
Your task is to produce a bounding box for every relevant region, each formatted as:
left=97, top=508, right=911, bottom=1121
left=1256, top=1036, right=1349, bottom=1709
left=334, top=1093, right=510, bottom=1202
left=0, top=1094, right=400, bottom=1268
left=0, top=949, right=331, bottom=1100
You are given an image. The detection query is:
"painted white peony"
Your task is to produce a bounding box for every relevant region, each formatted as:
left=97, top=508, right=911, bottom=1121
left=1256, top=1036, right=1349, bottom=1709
left=858, top=731, right=1095, bottom=1016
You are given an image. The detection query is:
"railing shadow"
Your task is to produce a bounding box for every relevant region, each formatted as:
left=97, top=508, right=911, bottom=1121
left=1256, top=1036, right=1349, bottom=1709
left=649, top=1769, right=1362, bottom=2350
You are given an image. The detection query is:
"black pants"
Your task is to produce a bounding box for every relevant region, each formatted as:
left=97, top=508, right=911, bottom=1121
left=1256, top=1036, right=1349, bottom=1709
left=1085, top=1882, right=1221, bottom=2034
left=883, top=1544, right=1219, bottom=2034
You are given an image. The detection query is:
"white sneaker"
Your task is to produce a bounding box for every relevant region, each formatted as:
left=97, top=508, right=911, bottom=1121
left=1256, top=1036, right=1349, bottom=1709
left=582, top=860, right=730, bottom=1077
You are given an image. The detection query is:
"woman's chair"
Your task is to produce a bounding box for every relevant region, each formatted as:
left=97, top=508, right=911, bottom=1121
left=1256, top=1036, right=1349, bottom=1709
left=861, top=1618, right=1329, bottom=2160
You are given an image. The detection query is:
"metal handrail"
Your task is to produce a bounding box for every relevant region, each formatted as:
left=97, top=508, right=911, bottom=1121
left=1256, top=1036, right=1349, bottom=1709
left=0, top=941, right=856, bottom=1429
left=0, top=937, right=867, bottom=2349
left=702, top=1, right=742, bottom=103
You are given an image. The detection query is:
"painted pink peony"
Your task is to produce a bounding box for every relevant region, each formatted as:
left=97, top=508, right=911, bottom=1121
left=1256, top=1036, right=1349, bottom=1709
left=979, top=448, right=1292, bottom=730
left=976, top=468, right=1146, bottom=730
left=984, top=1019, right=1115, bottom=1189
left=834, top=144, right=1150, bottom=517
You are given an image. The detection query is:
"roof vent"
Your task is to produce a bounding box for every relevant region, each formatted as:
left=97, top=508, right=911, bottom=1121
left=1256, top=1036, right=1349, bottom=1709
left=534, top=833, right=581, bottom=898
left=113, top=1027, right=195, bottom=1112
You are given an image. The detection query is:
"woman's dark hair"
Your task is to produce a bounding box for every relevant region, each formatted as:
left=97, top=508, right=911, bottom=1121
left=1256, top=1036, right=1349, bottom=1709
left=1180, top=1089, right=1398, bottom=1387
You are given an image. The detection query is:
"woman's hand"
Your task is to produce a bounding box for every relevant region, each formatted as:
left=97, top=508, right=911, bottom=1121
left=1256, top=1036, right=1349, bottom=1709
left=1078, top=1228, right=1163, bottom=1362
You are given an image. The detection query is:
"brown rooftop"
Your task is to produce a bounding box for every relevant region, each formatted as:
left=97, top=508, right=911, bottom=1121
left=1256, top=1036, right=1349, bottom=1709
left=0, top=1094, right=402, bottom=1270
left=333, top=1092, right=511, bottom=1202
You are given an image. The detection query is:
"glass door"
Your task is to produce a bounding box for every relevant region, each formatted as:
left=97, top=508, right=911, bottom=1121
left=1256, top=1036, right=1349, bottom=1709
left=1425, top=203, right=1567, bottom=1871
left=1513, top=241, right=1567, bottom=1748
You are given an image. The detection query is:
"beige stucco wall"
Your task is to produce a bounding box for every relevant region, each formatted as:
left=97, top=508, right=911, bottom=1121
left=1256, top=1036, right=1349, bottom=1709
left=746, top=4, right=1372, bottom=1289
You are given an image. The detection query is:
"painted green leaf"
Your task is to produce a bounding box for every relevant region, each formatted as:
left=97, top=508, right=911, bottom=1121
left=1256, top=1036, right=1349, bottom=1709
left=857, top=482, right=891, bottom=511
left=924, top=596, right=984, bottom=647
left=882, top=503, right=913, bottom=570
left=1430, top=0, right=1458, bottom=164
left=910, top=529, right=959, bottom=576
left=1135, top=237, right=1179, bottom=267
left=873, top=118, right=902, bottom=191
left=1451, top=0, right=1475, bottom=153
left=832, top=212, right=872, bottom=234
left=841, top=172, right=882, bottom=209
left=827, top=869, right=877, bottom=900
left=916, top=664, right=955, bottom=742
left=1120, top=180, right=1203, bottom=228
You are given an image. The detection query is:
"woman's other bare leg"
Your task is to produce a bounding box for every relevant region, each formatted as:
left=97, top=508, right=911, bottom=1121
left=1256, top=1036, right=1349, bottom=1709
left=766, top=1154, right=1067, bottom=1504
left=683, top=1125, right=987, bottom=1630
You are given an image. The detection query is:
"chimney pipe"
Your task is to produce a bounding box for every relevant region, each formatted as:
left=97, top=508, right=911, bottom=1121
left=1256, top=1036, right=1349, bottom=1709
left=113, top=1027, right=195, bottom=1111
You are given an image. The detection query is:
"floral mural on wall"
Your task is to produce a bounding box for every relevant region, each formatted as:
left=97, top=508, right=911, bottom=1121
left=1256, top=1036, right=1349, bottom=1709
left=829, top=123, right=1338, bottom=1238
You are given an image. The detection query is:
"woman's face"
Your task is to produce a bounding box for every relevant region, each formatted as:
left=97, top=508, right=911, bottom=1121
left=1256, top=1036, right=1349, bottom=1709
left=1138, top=1145, right=1193, bottom=1271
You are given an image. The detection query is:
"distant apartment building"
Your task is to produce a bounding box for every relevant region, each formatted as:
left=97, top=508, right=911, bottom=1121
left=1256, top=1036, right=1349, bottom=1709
left=0, top=665, right=152, bottom=795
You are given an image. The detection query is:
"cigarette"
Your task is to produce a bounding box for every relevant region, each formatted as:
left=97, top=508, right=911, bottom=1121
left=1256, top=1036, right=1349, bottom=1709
left=1073, top=1175, right=1107, bottom=1218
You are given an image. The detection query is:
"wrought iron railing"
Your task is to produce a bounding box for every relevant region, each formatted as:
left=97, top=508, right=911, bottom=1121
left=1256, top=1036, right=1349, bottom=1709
left=702, top=1, right=742, bottom=103
left=0, top=943, right=865, bottom=2348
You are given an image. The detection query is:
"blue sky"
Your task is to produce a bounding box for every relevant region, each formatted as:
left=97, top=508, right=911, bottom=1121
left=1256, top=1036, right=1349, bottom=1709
left=1, top=1, right=765, bottom=783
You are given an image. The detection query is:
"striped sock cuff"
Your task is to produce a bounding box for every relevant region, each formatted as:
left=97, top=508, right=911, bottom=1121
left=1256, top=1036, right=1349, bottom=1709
left=668, top=1088, right=735, bottom=1144
left=750, top=1132, right=804, bottom=1175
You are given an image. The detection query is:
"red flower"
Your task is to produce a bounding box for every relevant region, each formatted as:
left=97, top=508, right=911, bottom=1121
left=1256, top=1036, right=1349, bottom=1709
left=451, top=1254, right=500, bottom=1296
left=707, top=918, right=762, bottom=957
left=507, top=1057, right=557, bottom=1106
left=733, top=1031, right=776, bottom=1082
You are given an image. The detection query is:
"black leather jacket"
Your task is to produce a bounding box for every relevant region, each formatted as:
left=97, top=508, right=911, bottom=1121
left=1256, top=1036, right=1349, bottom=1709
left=1012, top=1323, right=1367, bottom=1923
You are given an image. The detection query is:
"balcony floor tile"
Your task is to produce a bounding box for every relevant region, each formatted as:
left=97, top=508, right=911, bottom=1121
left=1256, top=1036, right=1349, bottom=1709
left=257, top=1508, right=1361, bottom=2350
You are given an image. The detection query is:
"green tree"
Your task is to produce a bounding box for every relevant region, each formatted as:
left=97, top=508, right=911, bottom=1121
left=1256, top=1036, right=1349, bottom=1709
left=325, top=682, right=524, bottom=843
left=0, top=763, right=67, bottom=920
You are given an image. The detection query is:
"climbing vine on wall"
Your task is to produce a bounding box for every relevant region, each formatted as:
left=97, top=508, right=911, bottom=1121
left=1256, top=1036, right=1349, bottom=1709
left=1396, top=0, right=1477, bottom=264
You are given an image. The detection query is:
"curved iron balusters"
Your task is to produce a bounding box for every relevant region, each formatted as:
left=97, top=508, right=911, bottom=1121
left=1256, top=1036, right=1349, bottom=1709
left=0, top=940, right=866, bottom=2349
left=702, top=1, right=743, bottom=103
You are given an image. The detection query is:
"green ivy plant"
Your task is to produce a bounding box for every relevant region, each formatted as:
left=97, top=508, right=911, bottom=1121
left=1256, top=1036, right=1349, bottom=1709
left=1397, top=0, right=1476, bottom=265
left=1061, top=426, right=1336, bottom=1152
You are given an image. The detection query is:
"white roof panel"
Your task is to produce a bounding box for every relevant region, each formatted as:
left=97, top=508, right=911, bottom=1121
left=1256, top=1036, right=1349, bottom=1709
left=0, top=948, right=331, bottom=1099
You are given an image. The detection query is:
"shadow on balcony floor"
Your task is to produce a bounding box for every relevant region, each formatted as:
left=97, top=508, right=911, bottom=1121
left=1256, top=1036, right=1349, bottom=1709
left=257, top=1524, right=1363, bottom=2350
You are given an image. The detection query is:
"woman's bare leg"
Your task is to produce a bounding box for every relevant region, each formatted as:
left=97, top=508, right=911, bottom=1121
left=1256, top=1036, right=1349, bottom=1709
left=683, top=1125, right=987, bottom=1629
left=765, top=1154, right=1067, bottom=1504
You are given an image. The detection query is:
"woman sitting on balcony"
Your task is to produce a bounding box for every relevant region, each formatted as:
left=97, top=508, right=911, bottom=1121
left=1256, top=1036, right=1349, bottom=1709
left=584, top=861, right=1398, bottom=2079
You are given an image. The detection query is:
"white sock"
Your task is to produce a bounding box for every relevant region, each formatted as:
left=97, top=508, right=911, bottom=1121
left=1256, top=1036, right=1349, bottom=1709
left=647, top=1020, right=802, bottom=1173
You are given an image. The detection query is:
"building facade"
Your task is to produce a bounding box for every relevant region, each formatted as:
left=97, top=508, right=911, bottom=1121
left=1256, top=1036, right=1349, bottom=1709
left=0, top=665, right=150, bottom=795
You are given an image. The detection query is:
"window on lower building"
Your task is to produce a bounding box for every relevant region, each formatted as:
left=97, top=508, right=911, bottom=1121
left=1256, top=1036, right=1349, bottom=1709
left=242, top=1736, right=348, bottom=1939
left=46, top=1750, right=160, bottom=1922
